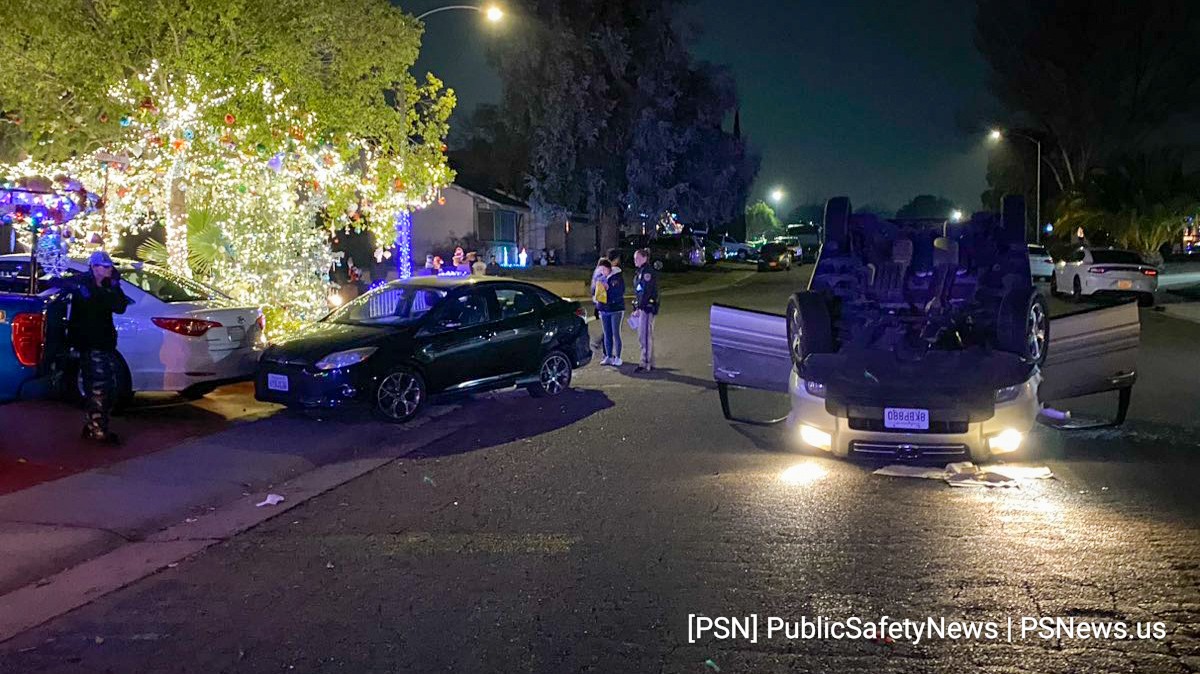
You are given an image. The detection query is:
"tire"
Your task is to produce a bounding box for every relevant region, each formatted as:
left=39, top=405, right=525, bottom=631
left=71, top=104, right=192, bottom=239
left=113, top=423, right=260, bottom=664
left=823, top=197, right=852, bottom=253
left=1072, top=276, right=1082, bottom=303
left=652, top=259, right=664, bottom=271
left=1000, top=195, right=1027, bottom=246
left=527, top=351, right=573, bottom=398
left=996, top=289, right=1049, bottom=367
left=374, top=367, right=426, bottom=423
left=785, top=292, right=835, bottom=370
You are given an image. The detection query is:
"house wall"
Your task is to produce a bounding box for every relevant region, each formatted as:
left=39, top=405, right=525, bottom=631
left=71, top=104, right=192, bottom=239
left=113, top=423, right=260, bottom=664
left=410, top=185, right=476, bottom=265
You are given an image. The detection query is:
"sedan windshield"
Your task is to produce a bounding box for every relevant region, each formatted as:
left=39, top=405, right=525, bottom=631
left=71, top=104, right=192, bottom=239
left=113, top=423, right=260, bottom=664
left=325, top=284, right=447, bottom=326
left=1091, top=250, right=1145, bottom=265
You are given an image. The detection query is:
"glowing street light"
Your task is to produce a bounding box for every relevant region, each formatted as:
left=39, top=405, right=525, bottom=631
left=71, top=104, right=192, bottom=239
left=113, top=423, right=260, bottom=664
left=950, top=209, right=964, bottom=222
left=415, top=4, right=505, bottom=22
left=988, top=128, right=1003, bottom=142
left=769, top=187, right=785, bottom=204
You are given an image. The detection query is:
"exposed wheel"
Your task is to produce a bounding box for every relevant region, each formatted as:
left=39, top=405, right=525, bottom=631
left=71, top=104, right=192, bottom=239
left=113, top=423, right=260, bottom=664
left=736, top=249, right=747, bottom=261
left=652, top=259, right=664, bottom=271
left=997, top=289, right=1049, bottom=367
left=528, top=351, right=572, bottom=398
left=1072, top=275, right=1082, bottom=302
left=374, top=367, right=425, bottom=423
left=823, top=197, right=852, bottom=253
left=785, top=292, right=835, bottom=370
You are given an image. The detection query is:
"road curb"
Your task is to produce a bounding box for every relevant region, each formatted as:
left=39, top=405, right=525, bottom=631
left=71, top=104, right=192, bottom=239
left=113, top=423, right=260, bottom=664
left=0, top=404, right=475, bottom=644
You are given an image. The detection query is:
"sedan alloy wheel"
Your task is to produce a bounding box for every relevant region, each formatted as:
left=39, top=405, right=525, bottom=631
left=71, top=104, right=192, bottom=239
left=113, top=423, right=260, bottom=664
left=376, top=369, right=425, bottom=422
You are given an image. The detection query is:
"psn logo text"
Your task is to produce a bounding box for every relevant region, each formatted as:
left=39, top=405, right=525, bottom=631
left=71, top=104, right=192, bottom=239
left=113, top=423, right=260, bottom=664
left=688, top=614, right=759, bottom=644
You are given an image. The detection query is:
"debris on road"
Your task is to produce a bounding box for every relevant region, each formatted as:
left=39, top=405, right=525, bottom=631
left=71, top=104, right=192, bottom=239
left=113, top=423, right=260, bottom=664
left=704, top=659, right=721, bottom=672
left=255, top=493, right=285, bottom=507
left=422, top=475, right=436, bottom=486
left=873, top=462, right=1054, bottom=488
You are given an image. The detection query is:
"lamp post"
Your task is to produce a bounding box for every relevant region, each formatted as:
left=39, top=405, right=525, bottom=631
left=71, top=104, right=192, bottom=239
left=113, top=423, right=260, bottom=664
left=415, top=4, right=503, bottom=21
left=989, top=128, right=1043, bottom=243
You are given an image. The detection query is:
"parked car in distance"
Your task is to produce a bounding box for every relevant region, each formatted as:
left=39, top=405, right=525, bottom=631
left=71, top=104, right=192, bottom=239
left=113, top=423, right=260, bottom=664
left=715, top=234, right=756, bottom=261
left=0, top=255, right=265, bottom=401
left=773, top=235, right=805, bottom=260
left=757, top=242, right=793, bottom=272
left=1051, top=246, right=1158, bottom=305
left=255, top=277, right=591, bottom=422
left=621, top=234, right=705, bottom=270
left=1027, top=244, right=1055, bottom=280
left=786, top=223, right=822, bottom=261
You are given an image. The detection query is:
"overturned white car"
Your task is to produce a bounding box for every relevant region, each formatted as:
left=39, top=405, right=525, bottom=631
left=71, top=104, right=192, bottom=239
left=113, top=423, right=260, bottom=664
left=711, top=196, right=1140, bottom=462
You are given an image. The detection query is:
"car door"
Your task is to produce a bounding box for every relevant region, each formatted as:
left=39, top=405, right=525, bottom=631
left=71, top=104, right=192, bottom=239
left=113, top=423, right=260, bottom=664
left=1038, top=300, right=1139, bottom=421
left=486, top=285, right=547, bottom=376
left=710, top=303, right=793, bottom=421
left=416, top=288, right=504, bottom=392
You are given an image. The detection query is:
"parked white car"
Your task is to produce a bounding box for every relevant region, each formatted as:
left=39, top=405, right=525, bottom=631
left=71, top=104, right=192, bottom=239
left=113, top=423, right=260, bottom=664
left=0, top=255, right=265, bottom=399
left=716, top=235, right=756, bottom=261
left=773, top=235, right=805, bottom=260
left=1051, top=246, right=1158, bottom=305
left=1027, top=244, right=1055, bottom=280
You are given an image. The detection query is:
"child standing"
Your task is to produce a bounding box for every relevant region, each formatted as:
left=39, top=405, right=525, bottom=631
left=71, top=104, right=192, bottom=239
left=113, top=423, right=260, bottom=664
left=590, top=258, right=611, bottom=352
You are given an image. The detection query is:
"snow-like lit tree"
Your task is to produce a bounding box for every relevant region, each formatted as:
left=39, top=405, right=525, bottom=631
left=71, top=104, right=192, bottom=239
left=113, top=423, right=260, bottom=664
left=0, top=0, right=453, bottom=320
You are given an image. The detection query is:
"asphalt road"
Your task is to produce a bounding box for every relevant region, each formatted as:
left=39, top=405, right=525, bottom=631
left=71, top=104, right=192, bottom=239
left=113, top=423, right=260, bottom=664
left=4, top=269, right=1200, bottom=673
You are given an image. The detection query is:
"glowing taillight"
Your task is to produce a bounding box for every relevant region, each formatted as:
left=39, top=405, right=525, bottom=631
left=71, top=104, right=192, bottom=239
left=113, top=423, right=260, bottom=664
left=152, top=317, right=223, bottom=337
left=11, top=312, right=44, bottom=367
left=1143, top=269, right=1158, bottom=276
left=256, top=313, right=267, bottom=332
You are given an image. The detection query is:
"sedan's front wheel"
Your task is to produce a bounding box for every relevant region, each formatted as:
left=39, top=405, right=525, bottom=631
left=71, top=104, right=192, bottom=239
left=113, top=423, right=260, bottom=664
left=528, top=351, right=572, bottom=398
left=375, top=367, right=425, bottom=423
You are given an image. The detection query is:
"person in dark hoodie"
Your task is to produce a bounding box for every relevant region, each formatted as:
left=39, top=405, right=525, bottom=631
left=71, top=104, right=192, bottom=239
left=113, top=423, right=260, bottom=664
left=599, top=248, right=626, bottom=366
left=66, top=251, right=131, bottom=443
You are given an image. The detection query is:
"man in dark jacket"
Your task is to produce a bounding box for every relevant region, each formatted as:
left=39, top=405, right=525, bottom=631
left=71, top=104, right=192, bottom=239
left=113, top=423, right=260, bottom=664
left=67, top=251, right=130, bottom=442
left=631, top=247, right=659, bottom=372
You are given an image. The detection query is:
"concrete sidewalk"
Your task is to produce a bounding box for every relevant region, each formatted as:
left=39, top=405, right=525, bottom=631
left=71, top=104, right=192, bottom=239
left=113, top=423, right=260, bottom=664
left=0, top=401, right=470, bottom=620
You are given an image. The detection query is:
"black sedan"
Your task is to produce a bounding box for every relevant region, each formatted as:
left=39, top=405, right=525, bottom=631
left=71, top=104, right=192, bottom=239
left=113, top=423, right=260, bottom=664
left=756, top=242, right=794, bottom=272
left=255, top=277, right=592, bottom=422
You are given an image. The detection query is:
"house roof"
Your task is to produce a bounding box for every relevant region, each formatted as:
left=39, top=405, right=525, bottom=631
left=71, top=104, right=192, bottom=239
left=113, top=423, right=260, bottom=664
left=451, top=179, right=529, bottom=211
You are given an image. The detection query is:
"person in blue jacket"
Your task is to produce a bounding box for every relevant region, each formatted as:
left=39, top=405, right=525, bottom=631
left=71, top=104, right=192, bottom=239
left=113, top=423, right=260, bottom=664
left=599, top=248, right=626, bottom=366
left=64, top=251, right=130, bottom=443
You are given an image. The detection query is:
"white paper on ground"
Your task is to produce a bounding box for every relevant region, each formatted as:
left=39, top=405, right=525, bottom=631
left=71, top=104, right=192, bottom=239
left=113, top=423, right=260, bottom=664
left=255, top=493, right=285, bottom=507
left=873, top=463, right=1054, bottom=488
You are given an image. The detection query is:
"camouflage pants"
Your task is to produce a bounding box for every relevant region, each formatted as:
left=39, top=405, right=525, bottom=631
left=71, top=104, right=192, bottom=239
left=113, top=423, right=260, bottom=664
left=81, top=349, right=117, bottom=438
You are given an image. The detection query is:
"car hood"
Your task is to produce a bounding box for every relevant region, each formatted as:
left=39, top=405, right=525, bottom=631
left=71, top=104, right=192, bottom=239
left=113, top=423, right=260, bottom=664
left=265, top=321, right=411, bottom=363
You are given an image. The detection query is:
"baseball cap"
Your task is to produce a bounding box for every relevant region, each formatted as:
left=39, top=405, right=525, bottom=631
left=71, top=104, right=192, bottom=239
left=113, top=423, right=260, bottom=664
left=88, top=250, right=114, bottom=267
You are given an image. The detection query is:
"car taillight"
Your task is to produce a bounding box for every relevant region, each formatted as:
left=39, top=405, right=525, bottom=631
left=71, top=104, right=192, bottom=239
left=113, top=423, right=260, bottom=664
left=1089, top=267, right=1107, bottom=274
left=1143, top=269, right=1158, bottom=276
left=11, top=312, right=44, bottom=367
left=256, top=313, right=267, bottom=331
left=574, top=306, right=586, bottom=319
left=152, top=317, right=223, bottom=337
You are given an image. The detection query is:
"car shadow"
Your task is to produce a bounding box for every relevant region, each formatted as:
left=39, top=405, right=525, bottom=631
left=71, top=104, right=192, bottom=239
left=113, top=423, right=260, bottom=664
left=404, top=387, right=615, bottom=459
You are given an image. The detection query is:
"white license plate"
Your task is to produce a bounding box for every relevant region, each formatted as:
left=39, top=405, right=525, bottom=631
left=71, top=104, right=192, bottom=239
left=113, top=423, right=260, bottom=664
left=884, top=407, right=929, bottom=430
left=267, top=373, right=289, bottom=392
left=228, top=326, right=246, bottom=342
left=1117, top=279, right=1133, bottom=289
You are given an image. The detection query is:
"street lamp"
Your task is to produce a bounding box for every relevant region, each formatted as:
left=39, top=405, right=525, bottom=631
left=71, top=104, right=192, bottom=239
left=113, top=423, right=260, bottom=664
left=769, top=187, right=785, bottom=205
left=988, top=127, right=1043, bottom=243
left=950, top=209, right=963, bottom=222
left=415, top=4, right=503, bottom=21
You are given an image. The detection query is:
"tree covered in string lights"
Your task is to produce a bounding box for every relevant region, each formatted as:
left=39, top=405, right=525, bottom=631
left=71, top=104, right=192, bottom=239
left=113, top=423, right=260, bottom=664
left=0, top=0, right=454, bottom=322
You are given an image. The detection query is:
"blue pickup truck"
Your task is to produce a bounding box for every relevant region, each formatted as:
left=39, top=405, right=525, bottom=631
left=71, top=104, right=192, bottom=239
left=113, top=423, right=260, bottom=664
left=0, top=261, right=70, bottom=402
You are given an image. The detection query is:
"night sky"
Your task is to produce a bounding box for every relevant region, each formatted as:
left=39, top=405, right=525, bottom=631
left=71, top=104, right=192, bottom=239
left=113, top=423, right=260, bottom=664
left=407, top=0, right=993, bottom=217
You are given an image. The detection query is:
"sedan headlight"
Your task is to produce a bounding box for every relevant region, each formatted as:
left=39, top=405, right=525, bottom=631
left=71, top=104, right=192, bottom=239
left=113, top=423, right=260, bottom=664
left=315, top=347, right=378, bottom=371
left=995, top=384, right=1022, bottom=403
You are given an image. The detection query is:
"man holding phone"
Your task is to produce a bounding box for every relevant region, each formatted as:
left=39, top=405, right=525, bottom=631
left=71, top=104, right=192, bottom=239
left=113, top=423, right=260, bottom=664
left=68, top=251, right=131, bottom=443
